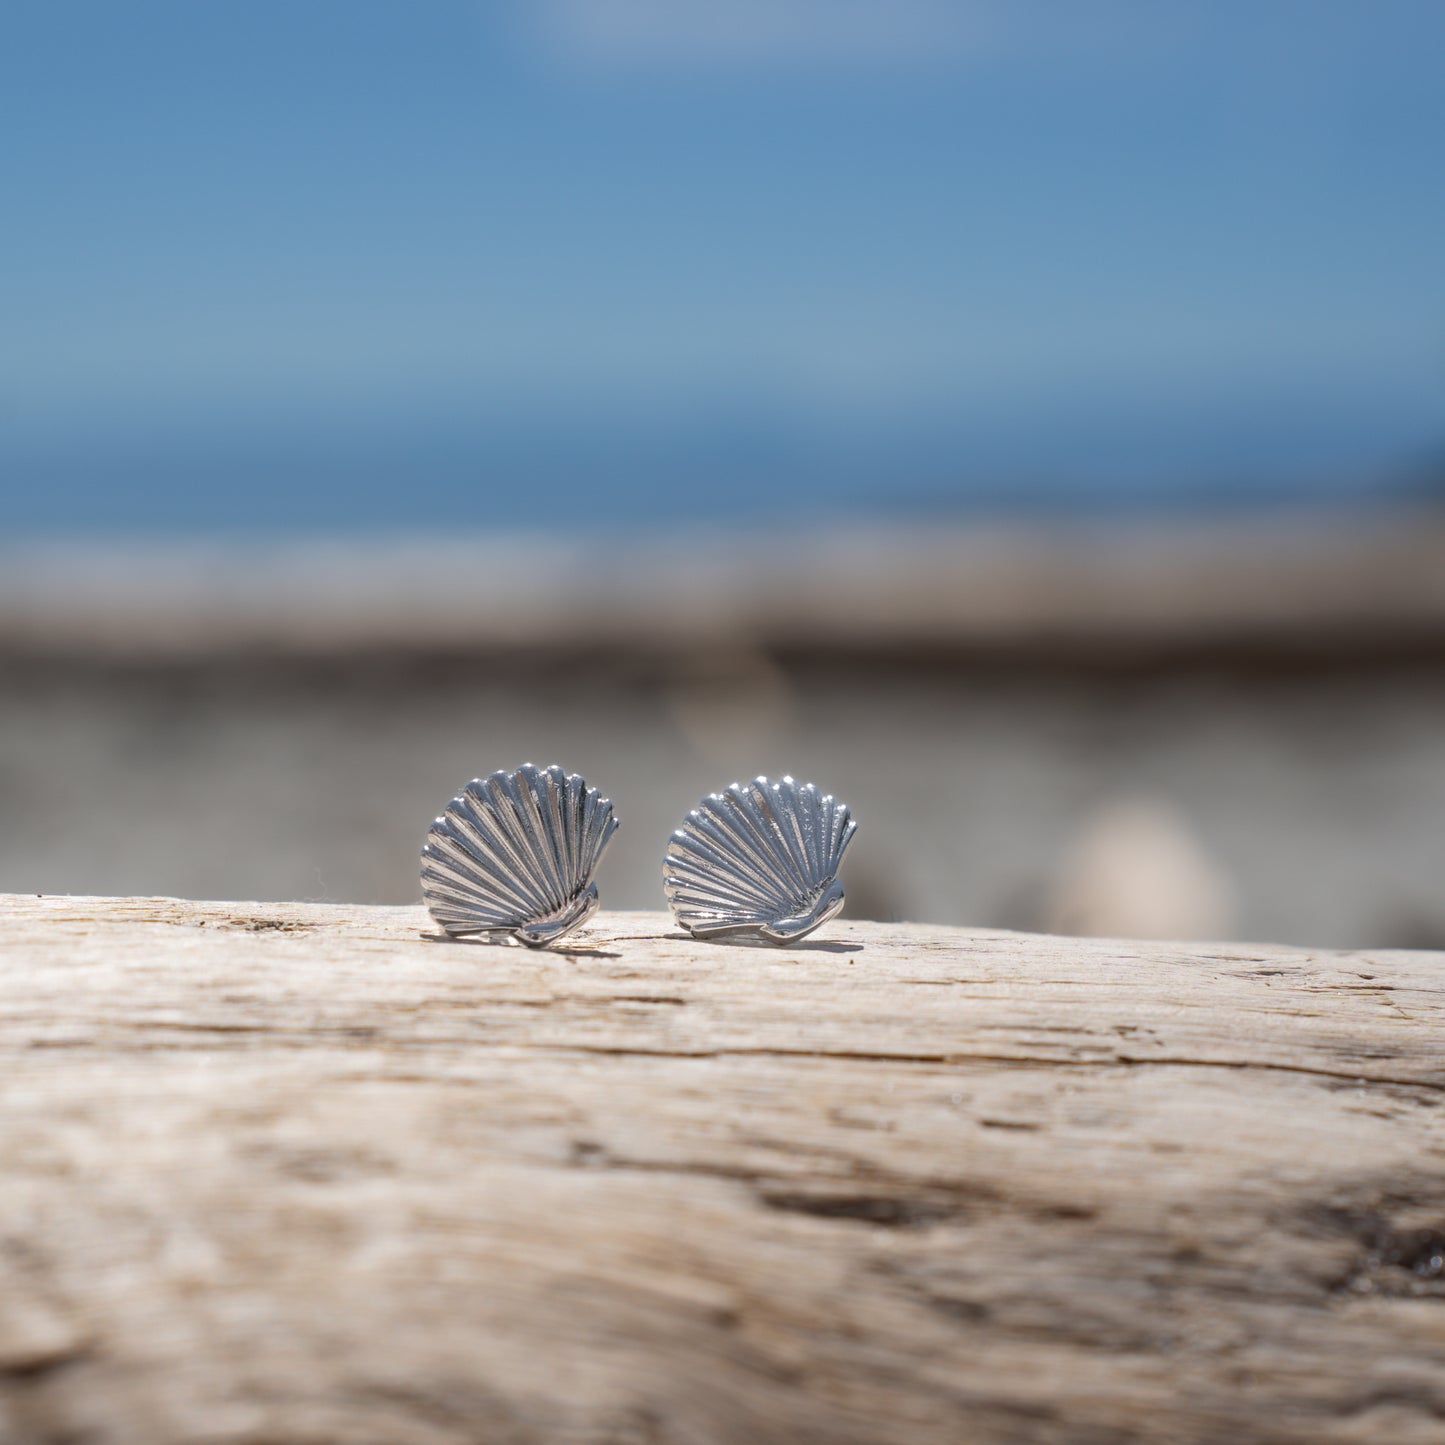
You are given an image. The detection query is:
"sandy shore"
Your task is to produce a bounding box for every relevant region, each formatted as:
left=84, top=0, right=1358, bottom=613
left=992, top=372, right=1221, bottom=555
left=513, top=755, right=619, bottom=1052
left=4, top=516, right=1444, bottom=950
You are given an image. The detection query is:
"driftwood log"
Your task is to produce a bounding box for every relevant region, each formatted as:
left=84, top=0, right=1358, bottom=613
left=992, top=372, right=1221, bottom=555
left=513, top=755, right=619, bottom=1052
left=2, top=893, right=1443, bottom=1444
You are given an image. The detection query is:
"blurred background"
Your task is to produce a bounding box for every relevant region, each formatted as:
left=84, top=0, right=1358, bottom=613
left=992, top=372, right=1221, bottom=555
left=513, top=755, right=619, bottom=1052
left=2, top=0, right=1443, bottom=947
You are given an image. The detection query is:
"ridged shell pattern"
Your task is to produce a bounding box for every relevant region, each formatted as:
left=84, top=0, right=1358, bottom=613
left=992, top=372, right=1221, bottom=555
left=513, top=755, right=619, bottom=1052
left=664, top=775, right=857, bottom=944
left=421, top=764, right=618, bottom=947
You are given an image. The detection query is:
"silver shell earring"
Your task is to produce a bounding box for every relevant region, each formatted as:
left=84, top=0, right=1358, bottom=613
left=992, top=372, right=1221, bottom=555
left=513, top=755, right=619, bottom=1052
left=663, top=775, right=857, bottom=944
left=421, top=763, right=618, bottom=947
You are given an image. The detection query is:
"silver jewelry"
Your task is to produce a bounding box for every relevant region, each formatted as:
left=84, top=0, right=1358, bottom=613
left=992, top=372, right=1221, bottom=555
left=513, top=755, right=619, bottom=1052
left=663, top=775, right=857, bottom=944
left=421, top=764, right=618, bottom=947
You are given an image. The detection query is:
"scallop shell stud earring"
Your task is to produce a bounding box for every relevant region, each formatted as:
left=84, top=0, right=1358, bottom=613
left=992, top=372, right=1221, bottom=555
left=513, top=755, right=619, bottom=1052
left=421, top=764, right=618, bottom=947
left=663, top=775, right=857, bottom=944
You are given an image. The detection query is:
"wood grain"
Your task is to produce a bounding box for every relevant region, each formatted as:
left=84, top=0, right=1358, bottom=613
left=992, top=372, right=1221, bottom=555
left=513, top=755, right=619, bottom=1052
left=2, top=893, right=1443, bottom=1444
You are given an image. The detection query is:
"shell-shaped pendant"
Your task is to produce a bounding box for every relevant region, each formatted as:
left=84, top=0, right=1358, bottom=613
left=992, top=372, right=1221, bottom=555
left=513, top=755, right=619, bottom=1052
left=663, top=775, right=857, bottom=944
left=421, top=764, right=618, bottom=947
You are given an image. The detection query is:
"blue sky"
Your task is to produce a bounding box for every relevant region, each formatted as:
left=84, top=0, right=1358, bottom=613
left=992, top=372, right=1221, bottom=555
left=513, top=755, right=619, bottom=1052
left=3, top=0, right=1444, bottom=531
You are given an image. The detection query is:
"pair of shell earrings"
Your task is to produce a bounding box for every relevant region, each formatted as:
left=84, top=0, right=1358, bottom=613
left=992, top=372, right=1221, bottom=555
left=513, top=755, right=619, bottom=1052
left=420, top=763, right=857, bottom=948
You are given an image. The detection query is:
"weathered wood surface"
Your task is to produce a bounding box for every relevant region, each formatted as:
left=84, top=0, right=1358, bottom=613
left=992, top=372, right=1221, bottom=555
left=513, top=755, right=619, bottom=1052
left=2, top=894, right=1444, bottom=1445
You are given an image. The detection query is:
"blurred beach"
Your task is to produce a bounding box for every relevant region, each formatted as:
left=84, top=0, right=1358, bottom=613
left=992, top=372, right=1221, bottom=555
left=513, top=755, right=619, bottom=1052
left=3, top=1, right=1443, bottom=949
left=4, top=514, right=1444, bottom=950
